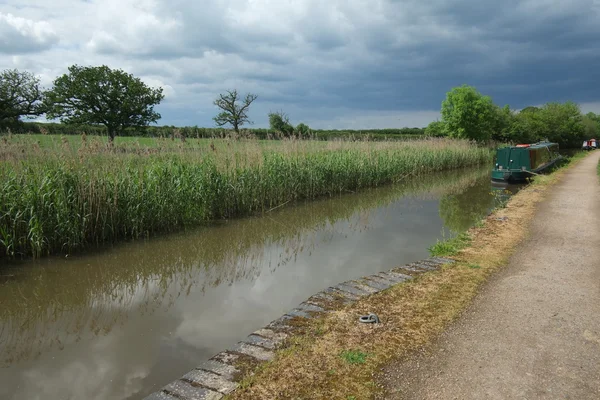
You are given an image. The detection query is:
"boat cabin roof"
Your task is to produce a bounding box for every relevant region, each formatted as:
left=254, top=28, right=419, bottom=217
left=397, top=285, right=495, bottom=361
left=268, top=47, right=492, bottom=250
left=506, top=141, right=558, bottom=150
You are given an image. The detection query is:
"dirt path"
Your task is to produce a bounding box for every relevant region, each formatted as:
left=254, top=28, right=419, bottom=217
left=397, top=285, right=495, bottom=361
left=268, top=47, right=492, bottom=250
left=382, top=152, right=600, bottom=400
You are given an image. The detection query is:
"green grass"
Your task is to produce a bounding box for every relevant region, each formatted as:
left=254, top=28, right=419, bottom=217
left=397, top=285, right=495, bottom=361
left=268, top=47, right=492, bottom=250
left=0, top=134, right=492, bottom=259
left=340, top=350, right=369, bottom=365
left=428, top=232, right=472, bottom=257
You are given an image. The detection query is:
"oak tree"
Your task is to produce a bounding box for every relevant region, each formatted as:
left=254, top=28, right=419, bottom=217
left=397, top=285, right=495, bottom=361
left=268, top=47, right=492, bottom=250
left=44, top=65, right=164, bottom=142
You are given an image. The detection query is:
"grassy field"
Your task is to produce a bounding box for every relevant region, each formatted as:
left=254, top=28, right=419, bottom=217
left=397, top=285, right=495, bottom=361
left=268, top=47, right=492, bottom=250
left=0, top=134, right=492, bottom=259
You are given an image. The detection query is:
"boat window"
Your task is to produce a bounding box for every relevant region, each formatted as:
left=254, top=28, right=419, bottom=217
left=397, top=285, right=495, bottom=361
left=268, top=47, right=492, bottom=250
left=529, top=146, right=554, bottom=170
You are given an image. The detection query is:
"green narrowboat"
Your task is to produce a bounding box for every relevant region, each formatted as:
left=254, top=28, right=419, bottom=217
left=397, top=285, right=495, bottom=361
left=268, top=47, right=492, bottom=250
left=491, top=141, right=562, bottom=183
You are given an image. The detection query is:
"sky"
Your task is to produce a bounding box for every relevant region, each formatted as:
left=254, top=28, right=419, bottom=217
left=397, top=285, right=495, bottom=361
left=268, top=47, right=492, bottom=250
left=1, top=0, right=600, bottom=129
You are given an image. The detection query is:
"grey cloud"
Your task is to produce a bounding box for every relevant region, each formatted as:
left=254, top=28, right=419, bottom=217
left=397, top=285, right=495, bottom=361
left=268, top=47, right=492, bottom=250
left=2, top=0, right=600, bottom=128
left=0, top=12, right=58, bottom=53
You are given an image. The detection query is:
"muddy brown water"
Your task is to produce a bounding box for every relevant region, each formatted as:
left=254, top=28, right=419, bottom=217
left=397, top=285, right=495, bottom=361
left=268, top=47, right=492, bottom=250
left=0, top=166, right=521, bottom=400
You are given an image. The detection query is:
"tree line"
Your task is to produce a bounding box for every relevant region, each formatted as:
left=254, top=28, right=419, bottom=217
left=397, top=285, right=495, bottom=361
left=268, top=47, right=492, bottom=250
left=0, top=66, right=425, bottom=141
left=9, top=121, right=425, bottom=141
left=426, top=84, right=600, bottom=148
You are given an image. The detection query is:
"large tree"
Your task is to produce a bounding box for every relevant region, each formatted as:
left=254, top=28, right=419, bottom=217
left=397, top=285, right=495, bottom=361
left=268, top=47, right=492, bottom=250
left=441, top=84, right=499, bottom=142
left=213, top=89, right=257, bottom=133
left=0, top=69, right=44, bottom=124
left=44, top=65, right=164, bottom=142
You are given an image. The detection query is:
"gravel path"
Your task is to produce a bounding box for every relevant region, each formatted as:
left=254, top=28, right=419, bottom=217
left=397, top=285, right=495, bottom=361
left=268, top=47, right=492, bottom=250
left=382, top=151, right=600, bottom=399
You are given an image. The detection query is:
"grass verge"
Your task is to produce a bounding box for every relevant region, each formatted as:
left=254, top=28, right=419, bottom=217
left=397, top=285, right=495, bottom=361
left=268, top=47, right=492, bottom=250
left=224, top=152, right=589, bottom=400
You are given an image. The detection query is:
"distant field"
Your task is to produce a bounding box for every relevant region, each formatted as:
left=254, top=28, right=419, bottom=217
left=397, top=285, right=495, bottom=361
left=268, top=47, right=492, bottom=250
left=0, top=134, right=492, bottom=259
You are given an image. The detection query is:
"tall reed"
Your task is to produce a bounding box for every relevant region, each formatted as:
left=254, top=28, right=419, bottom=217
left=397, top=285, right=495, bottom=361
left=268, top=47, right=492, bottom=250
left=0, top=136, right=492, bottom=259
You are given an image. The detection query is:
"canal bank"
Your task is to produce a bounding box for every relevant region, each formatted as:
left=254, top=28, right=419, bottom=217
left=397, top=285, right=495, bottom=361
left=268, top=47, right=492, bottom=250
left=209, top=152, right=592, bottom=400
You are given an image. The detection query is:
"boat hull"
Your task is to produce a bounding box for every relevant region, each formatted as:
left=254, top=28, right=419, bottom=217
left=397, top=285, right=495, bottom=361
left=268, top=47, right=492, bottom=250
left=491, top=155, right=563, bottom=183
left=491, top=169, right=531, bottom=183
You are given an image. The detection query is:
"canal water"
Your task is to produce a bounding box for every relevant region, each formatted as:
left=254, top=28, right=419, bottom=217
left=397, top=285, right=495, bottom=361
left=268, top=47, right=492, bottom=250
left=0, top=166, right=519, bottom=400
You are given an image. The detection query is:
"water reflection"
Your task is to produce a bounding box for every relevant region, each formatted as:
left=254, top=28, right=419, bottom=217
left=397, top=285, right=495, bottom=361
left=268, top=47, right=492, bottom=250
left=0, top=166, right=510, bottom=400
left=440, top=181, right=522, bottom=233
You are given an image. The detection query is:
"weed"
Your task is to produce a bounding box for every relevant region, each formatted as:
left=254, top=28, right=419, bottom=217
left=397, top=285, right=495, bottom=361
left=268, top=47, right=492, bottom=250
left=428, top=232, right=472, bottom=257
left=340, top=350, right=369, bottom=365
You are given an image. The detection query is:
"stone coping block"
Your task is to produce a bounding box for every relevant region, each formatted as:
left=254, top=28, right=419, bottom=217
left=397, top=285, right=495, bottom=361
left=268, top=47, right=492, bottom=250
left=163, top=380, right=223, bottom=400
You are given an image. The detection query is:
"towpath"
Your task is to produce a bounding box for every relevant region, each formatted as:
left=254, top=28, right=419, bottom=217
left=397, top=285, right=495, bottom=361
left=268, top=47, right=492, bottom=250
left=382, top=151, right=600, bottom=399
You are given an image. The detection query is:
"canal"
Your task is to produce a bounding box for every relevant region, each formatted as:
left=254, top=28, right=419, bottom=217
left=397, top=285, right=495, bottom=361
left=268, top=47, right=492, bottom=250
left=0, top=166, right=519, bottom=400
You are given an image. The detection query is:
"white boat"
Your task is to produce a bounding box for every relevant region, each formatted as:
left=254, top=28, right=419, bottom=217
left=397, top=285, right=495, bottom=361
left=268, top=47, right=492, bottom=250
left=582, top=139, right=598, bottom=150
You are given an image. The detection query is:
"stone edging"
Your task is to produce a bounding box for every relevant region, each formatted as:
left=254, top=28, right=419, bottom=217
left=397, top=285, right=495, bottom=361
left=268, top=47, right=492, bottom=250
left=142, top=257, right=455, bottom=400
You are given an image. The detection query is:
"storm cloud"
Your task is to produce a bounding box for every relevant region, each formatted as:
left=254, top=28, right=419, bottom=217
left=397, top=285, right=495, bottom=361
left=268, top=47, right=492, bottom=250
left=1, top=0, right=599, bottom=128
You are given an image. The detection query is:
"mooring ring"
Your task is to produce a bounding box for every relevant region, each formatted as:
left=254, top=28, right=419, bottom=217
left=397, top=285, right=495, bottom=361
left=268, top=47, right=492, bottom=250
left=359, top=313, right=380, bottom=324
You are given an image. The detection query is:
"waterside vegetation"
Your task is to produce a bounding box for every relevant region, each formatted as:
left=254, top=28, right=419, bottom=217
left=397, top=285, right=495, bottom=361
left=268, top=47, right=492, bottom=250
left=0, top=136, right=491, bottom=259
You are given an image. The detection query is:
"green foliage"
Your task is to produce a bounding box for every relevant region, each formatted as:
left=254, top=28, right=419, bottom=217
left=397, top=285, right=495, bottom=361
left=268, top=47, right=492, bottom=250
left=428, top=232, right=471, bottom=257
left=508, top=107, right=545, bottom=144
left=268, top=111, right=312, bottom=138
left=441, top=85, right=499, bottom=142
left=437, top=84, right=589, bottom=147
left=510, top=102, right=585, bottom=147
left=295, top=123, right=311, bottom=136
left=0, top=69, right=45, bottom=125
left=540, top=102, right=584, bottom=146
left=583, top=112, right=600, bottom=138
left=213, top=89, right=257, bottom=132
left=268, top=110, right=294, bottom=136
left=491, top=104, right=514, bottom=142
left=0, top=138, right=491, bottom=259
left=340, top=350, right=368, bottom=365
left=425, top=120, right=446, bottom=137
left=44, top=65, right=164, bottom=141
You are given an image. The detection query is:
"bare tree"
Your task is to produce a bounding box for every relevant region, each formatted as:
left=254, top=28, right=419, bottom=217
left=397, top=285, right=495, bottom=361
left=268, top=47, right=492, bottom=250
left=213, top=89, right=257, bottom=133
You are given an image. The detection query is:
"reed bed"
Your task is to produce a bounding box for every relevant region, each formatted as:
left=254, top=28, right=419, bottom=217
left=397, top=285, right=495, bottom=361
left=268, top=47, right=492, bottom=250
left=0, top=135, right=492, bottom=259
